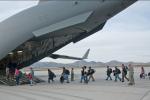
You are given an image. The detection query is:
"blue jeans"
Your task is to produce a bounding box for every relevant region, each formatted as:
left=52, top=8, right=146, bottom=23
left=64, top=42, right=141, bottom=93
left=115, top=74, right=121, bottom=81
left=106, top=74, right=112, bottom=80
left=84, top=75, right=88, bottom=83
left=30, top=79, right=33, bottom=85
left=64, top=74, right=69, bottom=82
left=80, top=76, right=84, bottom=83
left=16, top=76, right=20, bottom=85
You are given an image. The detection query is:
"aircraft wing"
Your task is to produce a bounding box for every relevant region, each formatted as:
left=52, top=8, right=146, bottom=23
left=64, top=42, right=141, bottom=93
left=50, top=49, right=90, bottom=60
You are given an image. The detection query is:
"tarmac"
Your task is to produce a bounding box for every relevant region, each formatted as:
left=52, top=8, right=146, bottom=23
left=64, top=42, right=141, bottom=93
left=0, top=67, right=150, bottom=100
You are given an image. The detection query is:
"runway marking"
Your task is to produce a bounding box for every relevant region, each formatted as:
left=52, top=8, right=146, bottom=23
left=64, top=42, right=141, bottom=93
left=140, top=90, right=150, bottom=100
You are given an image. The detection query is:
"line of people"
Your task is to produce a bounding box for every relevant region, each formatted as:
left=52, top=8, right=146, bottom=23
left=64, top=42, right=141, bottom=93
left=106, top=64, right=135, bottom=85
left=14, top=67, right=35, bottom=86
left=5, top=60, right=35, bottom=86
left=47, top=67, right=74, bottom=84
left=47, top=66, right=96, bottom=84
left=80, top=66, right=95, bottom=84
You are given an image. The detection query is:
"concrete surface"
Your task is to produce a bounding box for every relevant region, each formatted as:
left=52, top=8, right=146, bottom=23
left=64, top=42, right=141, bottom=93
left=0, top=67, right=150, bottom=100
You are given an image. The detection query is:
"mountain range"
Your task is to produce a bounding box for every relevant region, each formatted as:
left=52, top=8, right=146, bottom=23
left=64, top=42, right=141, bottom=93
left=31, top=60, right=150, bottom=68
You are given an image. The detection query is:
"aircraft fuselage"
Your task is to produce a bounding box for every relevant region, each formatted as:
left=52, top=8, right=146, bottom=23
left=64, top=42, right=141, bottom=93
left=0, top=0, right=137, bottom=69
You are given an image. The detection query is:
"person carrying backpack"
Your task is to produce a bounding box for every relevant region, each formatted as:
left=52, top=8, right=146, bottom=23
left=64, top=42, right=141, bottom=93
left=88, top=67, right=95, bottom=82
left=60, top=67, right=70, bottom=83
left=106, top=66, right=112, bottom=80
left=48, top=69, right=56, bottom=83
left=121, top=64, right=129, bottom=82
left=114, top=66, right=121, bottom=82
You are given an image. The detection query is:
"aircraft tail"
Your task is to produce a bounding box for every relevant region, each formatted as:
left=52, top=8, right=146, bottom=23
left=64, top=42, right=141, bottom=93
left=82, top=49, right=90, bottom=59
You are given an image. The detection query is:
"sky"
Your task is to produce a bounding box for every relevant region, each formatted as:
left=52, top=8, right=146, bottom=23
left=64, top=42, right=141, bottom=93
left=0, top=1, right=150, bottom=63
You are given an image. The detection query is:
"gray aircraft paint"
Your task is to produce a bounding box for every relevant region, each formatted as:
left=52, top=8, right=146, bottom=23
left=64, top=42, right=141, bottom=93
left=0, top=0, right=137, bottom=63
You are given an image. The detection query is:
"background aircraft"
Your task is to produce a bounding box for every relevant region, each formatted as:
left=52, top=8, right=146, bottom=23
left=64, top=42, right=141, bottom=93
left=49, top=49, right=90, bottom=60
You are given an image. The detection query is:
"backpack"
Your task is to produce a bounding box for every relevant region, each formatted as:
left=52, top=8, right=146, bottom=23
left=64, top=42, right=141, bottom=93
left=65, top=69, right=70, bottom=75
left=60, top=75, right=64, bottom=83
left=91, top=69, right=95, bottom=74
left=117, top=69, right=121, bottom=74
left=109, top=68, right=112, bottom=73
left=123, top=68, right=127, bottom=75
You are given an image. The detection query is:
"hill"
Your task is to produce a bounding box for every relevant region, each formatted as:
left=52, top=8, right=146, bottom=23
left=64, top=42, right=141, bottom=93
left=31, top=60, right=150, bottom=68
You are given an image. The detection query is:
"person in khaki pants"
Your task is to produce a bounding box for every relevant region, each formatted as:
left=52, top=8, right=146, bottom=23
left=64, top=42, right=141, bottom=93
left=71, top=68, right=74, bottom=81
left=128, top=64, right=135, bottom=85
left=88, top=67, right=95, bottom=82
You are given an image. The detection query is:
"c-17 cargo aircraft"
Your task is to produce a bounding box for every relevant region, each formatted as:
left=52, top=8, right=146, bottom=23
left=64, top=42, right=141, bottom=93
left=0, top=0, right=137, bottom=73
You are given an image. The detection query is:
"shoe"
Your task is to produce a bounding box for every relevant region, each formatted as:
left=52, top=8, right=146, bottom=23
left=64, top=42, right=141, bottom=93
left=128, top=83, right=133, bottom=85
